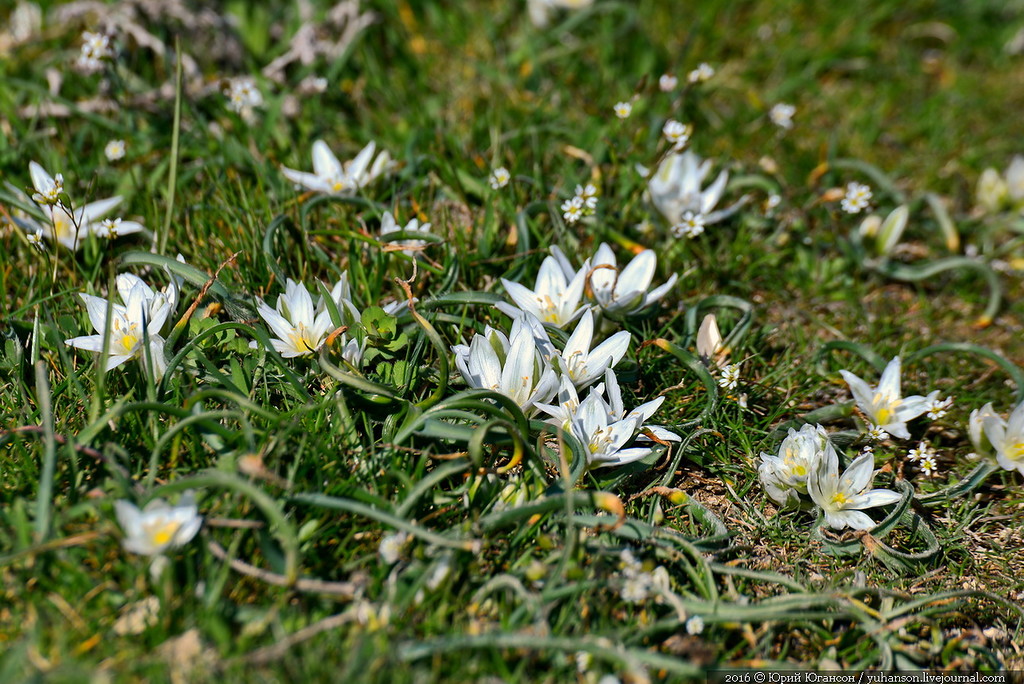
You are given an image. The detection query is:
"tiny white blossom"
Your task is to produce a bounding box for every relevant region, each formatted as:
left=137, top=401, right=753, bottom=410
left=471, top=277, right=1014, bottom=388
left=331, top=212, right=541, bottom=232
left=769, top=103, right=796, bottom=130
left=561, top=195, right=585, bottom=224
left=26, top=229, right=46, bottom=250
left=378, top=531, right=407, bottom=564
left=906, top=441, right=933, bottom=463
left=919, top=454, right=938, bottom=476
left=765, top=194, right=782, bottom=211
left=658, top=73, right=678, bottom=92
left=225, top=77, right=263, bottom=114
left=867, top=424, right=890, bottom=441
left=104, top=139, right=126, bottom=161
left=687, top=63, right=714, bottom=83
left=575, top=651, right=592, bottom=673
left=620, top=573, right=650, bottom=603
left=489, top=166, right=511, bottom=189
left=75, top=31, right=113, bottom=73
left=95, top=217, right=122, bottom=239
left=718, top=363, right=741, bottom=390
left=613, top=101, right=633, bottom=119
left=82, top=31, right=113, bottom=59
left=840, top=182, right=873, bottom=214
left=672, top=210, right=705, bottom=238
left=576, top=183, right=599, bottom=209
left=65, top=273, right=177, bottom=378
left=686, top=615, right=705, bottom=635
left=925, top=395, right=952, bottom=420
left=29, top=161, right=64, bottom=206
left=662, top=119, right=691, bottom=149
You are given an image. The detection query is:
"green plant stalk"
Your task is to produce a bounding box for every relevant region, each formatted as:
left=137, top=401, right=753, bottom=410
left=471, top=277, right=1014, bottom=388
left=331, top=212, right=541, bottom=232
left=33, top=362, right=57, bottom=542
left=159, top=37, right=184, bottom=256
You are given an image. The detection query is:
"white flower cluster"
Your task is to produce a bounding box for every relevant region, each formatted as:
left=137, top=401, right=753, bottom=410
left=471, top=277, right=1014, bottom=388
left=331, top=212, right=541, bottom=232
left=616, top=549, right=672, bottom=603
left=75, top=30, right=113, bottom=74
left=496, top=242, right=678, bottom=326
left=455, top=242, right=680, bottom=468
left=906, top=441, right=938, bottom=476
left=759, top=423, right=901, bottom=530
left=841, top=182, right=873, bottom=214
left=561, top=183, right=599, bottom=225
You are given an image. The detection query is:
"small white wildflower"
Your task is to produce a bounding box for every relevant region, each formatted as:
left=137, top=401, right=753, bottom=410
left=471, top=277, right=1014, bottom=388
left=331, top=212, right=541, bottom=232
left=561, top=195, right=585, bottom=224
left=688, top=63, right=715, bottom=83
left=769, top=103, right=796, bottom=130
left=104, top=139, right=126, bottom=161
left=225, top=77, right=263, bottom=114
left=658, top=73, right=678, bottom=92
left=26, top=229, right=46, bottom=251
left=686, top=615, right=705, bottom=635
left=906, top=441, right=933, bottom=463
left=613, top=101, right=633, bottom=119
left=662, top=119, right=691, bottom=149
left=620, top=573, right=650, bottom=603
left=575, top=651, right=592, bottom=673
left=76, top=30, right=112, bottom=73
left=718, top=363, right=740, bottom=390
left=867, top=424, right=890, bottom=441
left=919, top=454, right=938, bottom=476
left=672, top=210, right=706, bottom=238
left=840, top=182, right=873, bottom=214
left=489, top=166, right=511, bottom=189
left=925, top=395, right=953, bottom=420
left=82, top=31, right=113, bottom=59
left=95, top=217, right=122, bottom=238
left=576, top=183, right=599, bottom=209
left=765, top=194, right=782, bottom=211
left=378, top=531, right=407, bottom=564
